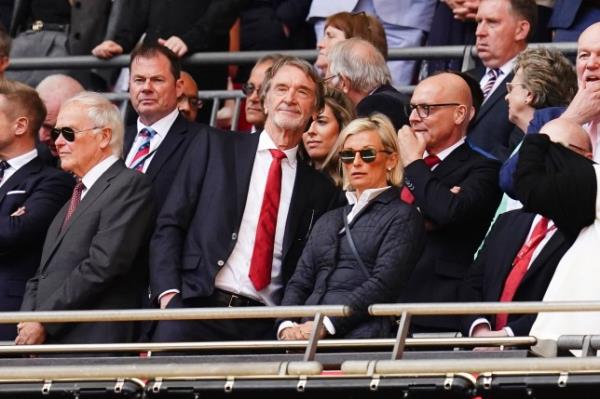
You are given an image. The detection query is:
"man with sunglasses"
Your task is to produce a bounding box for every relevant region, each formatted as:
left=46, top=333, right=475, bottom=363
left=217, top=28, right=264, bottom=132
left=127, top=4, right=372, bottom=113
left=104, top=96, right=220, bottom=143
left=397, top=72, right=502, bottom=334
left=0, top=80, right=73, bottom=342
left=16, top=92, right=155, bottom=346
left=149, top=56, right=337, bottom=343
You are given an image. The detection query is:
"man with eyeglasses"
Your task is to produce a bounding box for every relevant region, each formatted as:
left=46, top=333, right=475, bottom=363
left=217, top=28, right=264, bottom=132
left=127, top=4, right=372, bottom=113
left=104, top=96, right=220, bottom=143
left=397, top=72, right=502, bottom=334
left=177, top=71, right=201, bottom=123
left=16, top=92, right=155, bottom=346
left=149, top=56, right=338, bottom=343
left=0, top=80, right=73, bottom=342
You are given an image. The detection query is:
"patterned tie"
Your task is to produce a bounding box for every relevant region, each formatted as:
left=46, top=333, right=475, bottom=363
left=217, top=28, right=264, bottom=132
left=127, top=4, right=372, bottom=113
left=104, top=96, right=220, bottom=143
left=495, top=217, right=555, bottom=330
left=129, top=127, right=156, bottom=172
left=0, top=160, right=10, bottom=185
left=61, top=179, right=85, bottom=231
left=481, top=68, right=501, bottom=99
left=248, top=149, right=287, bottom=291
left=400, top=154, right=441, bottom=204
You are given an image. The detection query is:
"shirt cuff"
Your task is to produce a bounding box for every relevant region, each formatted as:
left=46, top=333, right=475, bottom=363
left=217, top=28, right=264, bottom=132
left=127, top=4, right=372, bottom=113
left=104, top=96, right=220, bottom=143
left=323, top=316, right=336, bottom=336
left=503, top=326, right=515, bottom=336
left=277, top=320, right=297, bottom=339
left=158, top=289, right=180, bottom=301
left=469, top=318, right=491, bottom=336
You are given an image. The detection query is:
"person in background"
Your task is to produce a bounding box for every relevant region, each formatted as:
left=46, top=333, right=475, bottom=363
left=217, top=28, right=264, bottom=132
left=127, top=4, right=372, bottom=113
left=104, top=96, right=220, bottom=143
left=279, top=114, right=425, bottom=340
left=0, top=26, right=10, bottom=80
left=177, top=71, right=201, bottom=123
left=302, top=86, right=355, bottom=187
left=242, top=54, right=283, bottom=132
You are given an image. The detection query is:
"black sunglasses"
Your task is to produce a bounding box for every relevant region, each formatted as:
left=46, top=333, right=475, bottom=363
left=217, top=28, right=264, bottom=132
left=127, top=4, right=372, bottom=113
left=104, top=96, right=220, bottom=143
left=339, top=148, right=391, bottom=164
left=50, top=126, right=101, bottom=142
left=242, top=82, right=259, bottom=96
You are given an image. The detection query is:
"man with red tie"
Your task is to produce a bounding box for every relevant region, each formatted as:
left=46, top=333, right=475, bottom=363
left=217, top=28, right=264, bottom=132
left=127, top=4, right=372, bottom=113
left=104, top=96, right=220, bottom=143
left=149, top=57, right=338, bottom=342
left=462, top=117, right=593, bottom=338
left=396, top=71, right=502, bottom=334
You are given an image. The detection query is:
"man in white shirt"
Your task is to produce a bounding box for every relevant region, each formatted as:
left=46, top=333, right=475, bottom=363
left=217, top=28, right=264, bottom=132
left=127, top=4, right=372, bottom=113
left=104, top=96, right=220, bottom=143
left=150, top=57, right=338, bottom=343
left=16, top=92, right=155, bottom=346
left=0, top=80, right=73, bottom=342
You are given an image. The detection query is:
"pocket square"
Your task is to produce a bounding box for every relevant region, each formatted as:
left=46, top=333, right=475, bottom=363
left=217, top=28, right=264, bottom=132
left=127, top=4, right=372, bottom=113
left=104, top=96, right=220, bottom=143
left=6, top=190, right=26, bottom=195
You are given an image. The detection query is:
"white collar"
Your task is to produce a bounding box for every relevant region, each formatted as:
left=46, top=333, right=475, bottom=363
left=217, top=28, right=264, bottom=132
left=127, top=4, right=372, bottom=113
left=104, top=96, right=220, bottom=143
left=346, top=186, right=390, bottom=205
left=427, top=137, right=465, bottom=161
left=3, top=148, right=38, bottom=170
left=81, top=155, right=119, bottom=191
left=258, top=129, right=298, bottom=166
left=136, top=108, right=179, bottom=138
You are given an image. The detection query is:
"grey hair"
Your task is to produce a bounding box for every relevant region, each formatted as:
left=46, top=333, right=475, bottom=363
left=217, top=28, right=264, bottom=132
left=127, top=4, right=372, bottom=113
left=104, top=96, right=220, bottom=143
left=328, top=37, right=392, bottom=94
left=62, top=92, right=124, bottom=157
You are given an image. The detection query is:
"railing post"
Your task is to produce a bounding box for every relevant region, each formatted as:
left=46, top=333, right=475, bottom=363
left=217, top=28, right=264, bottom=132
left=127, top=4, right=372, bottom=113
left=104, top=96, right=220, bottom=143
left=231, top=97, right=242, bottom=131
left=461, top=45, right=477, bottom=72
left=303, top=312, right=324, bottom=362
left=391, top=311, right=411, bottom=360
left=209, top=98, right=221, bottom=127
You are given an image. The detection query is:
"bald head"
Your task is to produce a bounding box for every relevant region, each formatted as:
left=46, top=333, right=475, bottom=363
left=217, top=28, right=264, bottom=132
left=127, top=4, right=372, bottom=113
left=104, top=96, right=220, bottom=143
left=36, top=74, right=84, bottom=156
left=540, top=118, right=593, bottom=159
left=177, top=71, right=199, bottom=122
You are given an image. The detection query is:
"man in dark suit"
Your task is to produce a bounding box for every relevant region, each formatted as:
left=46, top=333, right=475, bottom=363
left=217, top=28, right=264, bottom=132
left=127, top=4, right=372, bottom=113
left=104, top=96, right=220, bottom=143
left=16, top=92, right=155, bottom=346
left=123, top=44, right=202, bottom=211
left=150, top=56, right=338, bottom=342
left=397, top=72, right=502, bottom=333
left=0, top=80, right=73, bottom=342
left=327, top=38, right=409, bottom=131
left=466, top=0, right=536, bottom=161
left=550, top=0, right=600, bottom=42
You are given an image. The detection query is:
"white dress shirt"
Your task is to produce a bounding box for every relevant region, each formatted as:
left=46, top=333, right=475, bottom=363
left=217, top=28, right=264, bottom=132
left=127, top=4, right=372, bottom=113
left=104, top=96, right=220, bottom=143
left=479, top=58, right=515, bottom=104
left=80, top=155, right=119, bottom=199
left=125, top=108, right=179, bottom=172
left=0, top=149, right=38, bottom=188
left=214, top=131, right=298, bottom=306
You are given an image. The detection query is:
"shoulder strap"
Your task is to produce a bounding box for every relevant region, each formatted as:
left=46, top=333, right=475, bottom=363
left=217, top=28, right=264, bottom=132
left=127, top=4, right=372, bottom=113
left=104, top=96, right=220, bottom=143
left=343, top=210, right=370, bottom=279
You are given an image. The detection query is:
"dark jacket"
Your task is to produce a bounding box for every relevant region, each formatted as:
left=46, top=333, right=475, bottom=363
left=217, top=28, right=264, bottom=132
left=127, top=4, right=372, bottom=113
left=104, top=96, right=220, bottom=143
left=280, top=187, right=425, bottom=338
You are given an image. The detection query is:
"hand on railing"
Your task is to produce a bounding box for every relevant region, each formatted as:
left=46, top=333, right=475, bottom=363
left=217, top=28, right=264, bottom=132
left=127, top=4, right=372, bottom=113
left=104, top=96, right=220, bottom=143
left=15, top=322, right=46, bottom=345
left=157, top=36, right=189, bottom=57
left=92, top=40, right=124, bottom=59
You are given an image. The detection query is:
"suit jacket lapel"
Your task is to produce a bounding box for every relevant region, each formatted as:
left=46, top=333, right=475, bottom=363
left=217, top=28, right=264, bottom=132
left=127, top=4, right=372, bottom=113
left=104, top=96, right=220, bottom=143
left=475, top=71, right=513, bottom=124
left=123, top=125, right=137, bottom=157
left=234, top=132, right=260, bottom=223
left=0, top=157, right=42, bottom=203
left=432, top=142, right=470, bottom=180
left=144, top=115, right=188, bottom=181
left=522, top=228, right=566, bottom=283
left=282, top=158, right=311, bottom=258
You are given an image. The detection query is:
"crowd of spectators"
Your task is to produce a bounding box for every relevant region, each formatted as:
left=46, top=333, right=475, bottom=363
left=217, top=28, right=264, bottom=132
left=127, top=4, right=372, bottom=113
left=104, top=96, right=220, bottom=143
left=1, top=0, right=600, bottom=352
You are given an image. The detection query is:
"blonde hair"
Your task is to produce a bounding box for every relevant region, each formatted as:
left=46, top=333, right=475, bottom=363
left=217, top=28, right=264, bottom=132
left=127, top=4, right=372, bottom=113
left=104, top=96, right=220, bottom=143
left=334, top=113, right=402, bottom=191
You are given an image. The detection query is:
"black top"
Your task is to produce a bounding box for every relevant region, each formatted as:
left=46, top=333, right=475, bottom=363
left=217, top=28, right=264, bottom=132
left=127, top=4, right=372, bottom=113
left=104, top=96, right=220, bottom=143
left=30, top=0, right=70, bottom=24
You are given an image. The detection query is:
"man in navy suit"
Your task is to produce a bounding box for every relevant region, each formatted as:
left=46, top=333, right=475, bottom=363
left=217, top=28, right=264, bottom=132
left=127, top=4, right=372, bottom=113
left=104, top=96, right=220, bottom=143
left=398, top=72, right=502, bottom=333
left=150, top=56, right=338, bottom=342
left=550, top=0, right=600, bottom=42
left=467, top=0, right=536, bottom=161
left=0, top=80, right=73, bottom=341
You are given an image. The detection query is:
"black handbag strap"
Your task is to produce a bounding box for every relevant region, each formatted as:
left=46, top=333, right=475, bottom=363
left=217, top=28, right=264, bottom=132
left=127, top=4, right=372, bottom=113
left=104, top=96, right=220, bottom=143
left=343, top=210, right=370, bottom=280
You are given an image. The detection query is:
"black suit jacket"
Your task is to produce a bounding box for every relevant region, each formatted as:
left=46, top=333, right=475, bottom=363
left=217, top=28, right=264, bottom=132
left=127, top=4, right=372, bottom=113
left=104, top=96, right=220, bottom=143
left=461, top=209, right=575, bottom=336
left=466, top=67, right=523, bottom=161
left=356, top=84, right=410, bottom=131
left=400, top=142, right=502, bottom=331
left=21, top=161, right=155, bottom=344
left=150, top=130, right=338, bottom=304
left=123, top=114, right=202, bottom=212
left=0, top=156, right=73, bottom=341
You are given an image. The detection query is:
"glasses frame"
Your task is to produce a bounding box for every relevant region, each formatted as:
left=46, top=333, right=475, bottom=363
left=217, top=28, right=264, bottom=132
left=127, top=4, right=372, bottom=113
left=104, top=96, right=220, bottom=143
left=178, top=94, right=204, bottom=109
left=242, top=82, right=260, bottom=97
left=50, top=126, right=102, bottom=142
left=505, top=82, right=528, bottom=93
left=339, top=147, right=392, bottom=164
left=406, top=103, right=461, bottom=119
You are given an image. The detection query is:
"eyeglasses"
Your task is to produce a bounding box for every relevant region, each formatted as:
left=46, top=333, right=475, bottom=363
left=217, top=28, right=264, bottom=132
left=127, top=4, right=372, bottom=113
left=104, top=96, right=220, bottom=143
left=178, top=95, right=204, bottom=109
left=242, top=82, right=260, bottom=97
left=339, top=147, right=391, bottom=164
left=50, top=126, right=102, bottom=142
left=406, top=103, right=461, bottom=119
left=505, top=82, right=528, bottom=93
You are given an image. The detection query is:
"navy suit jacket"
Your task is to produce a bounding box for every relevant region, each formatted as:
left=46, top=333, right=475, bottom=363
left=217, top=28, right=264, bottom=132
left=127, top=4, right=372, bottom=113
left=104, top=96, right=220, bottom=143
left=466, top=67, right=523, bottom=161
left=461, top=209, right=575, bottom=336
left=0, top=156, right=73, bottom=341
left=150, top=130, right=339, bottom=304
left=356, top=84, right=410, bottom=131
left=400, top=142, right=502, bottom=332
left=548, top=0, right=583, bottom=29
left=123, top=114, right=202, bottom=212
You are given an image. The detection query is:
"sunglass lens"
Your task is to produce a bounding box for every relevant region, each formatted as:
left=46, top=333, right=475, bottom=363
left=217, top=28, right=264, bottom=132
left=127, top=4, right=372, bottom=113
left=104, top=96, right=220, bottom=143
left=52, top=127, right=75, bottom=142
left=339, top=150, right=355, bottom=164
left=360, top=149, right=377, bottom=163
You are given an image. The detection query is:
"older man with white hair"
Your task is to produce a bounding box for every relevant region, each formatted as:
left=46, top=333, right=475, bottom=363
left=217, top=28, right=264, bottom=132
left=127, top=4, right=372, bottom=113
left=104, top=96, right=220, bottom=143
left=17, top=92, right=155, bottom=346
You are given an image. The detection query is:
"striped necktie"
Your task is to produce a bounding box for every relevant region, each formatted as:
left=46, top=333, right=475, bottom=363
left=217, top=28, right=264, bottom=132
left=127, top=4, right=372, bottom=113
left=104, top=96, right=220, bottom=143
left=0, top=160, right=10, bottom=185
left=482, top=68, right=501, bottom=99
left=129, top=127, right=156, bottom=172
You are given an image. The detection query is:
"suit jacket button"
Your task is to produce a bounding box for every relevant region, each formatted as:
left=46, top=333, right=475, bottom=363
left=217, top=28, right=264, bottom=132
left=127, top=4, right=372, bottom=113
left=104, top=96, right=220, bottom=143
left=231, top=233, right=237, bottom=240
left=217, top=260, right=225, bottom=267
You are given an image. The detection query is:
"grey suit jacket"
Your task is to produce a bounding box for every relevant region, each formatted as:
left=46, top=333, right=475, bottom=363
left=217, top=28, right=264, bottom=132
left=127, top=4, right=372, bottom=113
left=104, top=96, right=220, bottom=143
left=21, top=160, right=155, bottom=344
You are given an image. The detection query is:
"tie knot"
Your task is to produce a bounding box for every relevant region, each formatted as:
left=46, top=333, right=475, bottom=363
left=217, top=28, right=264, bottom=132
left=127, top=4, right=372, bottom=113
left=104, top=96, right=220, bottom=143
left=488, top=68, right=501, bottom=79
left=0, top=160, right=9, bottom=171
left=424, top=154, right=441, bottom=168
left=139, top=127, right=156, bottom=139
left=74, top=179, right=85, bottom=192
left=269, top=149, right=287, bottom=160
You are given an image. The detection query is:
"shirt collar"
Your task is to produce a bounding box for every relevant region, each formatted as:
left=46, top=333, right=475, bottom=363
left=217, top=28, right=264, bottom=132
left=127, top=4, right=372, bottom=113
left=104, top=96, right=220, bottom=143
left=486, top=57, right=516, bottom=78
left=258, top=129, right=298, bottom=166
left=345, top=186, right=390, bottom=205
left=427, top=137, right=465, bottom=161
left=81, top=155, right=119, bottom=190
left=136, top=108, right=179, bottom=138
left=3, top=148, right=38, bottom=171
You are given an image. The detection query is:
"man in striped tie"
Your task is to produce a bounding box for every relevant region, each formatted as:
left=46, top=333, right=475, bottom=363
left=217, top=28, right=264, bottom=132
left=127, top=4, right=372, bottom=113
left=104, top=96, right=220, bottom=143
left=466, top=0, right=536, bottom=161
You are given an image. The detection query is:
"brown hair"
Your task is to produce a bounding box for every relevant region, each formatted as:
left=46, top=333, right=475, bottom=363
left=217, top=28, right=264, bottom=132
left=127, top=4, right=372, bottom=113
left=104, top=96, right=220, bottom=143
left=130, top=42, right=181, bottom=80
left=0, top=80, right=46, bottom=137
left=325, top=12, right=388, bottom=59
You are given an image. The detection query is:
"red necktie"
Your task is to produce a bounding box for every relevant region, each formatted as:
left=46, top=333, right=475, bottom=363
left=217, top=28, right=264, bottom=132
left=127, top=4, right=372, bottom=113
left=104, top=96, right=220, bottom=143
left=400, top=154, right=441, bottom=204
left=495, top=217, right=555, bottom=330
left=248, top=149, right=287, bottom=291
left=61, top=179, right=85, bottom=231
left=129, top=128, right=155, bottom=172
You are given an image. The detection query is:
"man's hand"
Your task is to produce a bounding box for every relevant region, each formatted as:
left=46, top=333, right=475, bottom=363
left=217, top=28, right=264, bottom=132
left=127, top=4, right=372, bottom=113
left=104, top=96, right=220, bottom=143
left=158, top=36, right=189, bottom=57
left=15, top=322, right=46, bottom=345
left=453, top=0, right=480, bottom=20
left=397, top=125, right=427, bottom=167
left=10, top=207, right=26, bottom=217
left=562, top=81, right=600, bottom=125
left=279, top=326, right=305, bottom=340
left=159, top=292, right=177, bottom=309
left=298, top=321, right=327, bottom=339
left=92, top=40, right=124, bottom=59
